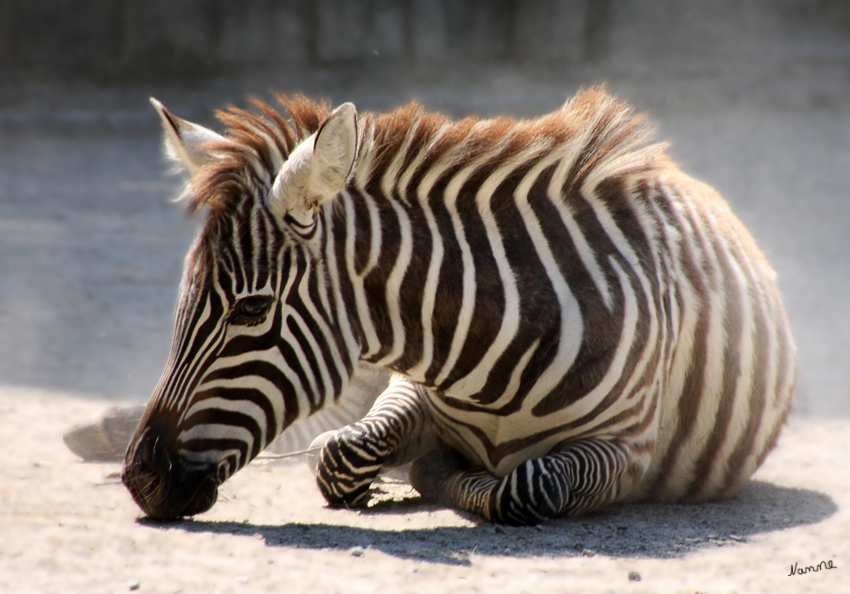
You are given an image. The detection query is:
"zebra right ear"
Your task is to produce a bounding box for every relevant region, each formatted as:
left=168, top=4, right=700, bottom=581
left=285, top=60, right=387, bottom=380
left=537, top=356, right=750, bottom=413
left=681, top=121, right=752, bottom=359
left=151, top=98, right=228, bottom=174
left=268, top=103, right=359, bottom=228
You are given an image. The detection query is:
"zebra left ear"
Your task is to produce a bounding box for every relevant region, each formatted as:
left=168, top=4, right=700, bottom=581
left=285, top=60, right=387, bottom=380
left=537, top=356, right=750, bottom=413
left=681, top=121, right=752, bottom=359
left=269, top=103, right=358, bottom=226
left=151, top=98, right=229, bottom=174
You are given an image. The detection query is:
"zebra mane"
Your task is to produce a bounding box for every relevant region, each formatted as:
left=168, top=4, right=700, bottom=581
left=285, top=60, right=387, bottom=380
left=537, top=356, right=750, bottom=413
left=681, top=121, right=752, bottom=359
left=183, top=86, right=669, bottom=215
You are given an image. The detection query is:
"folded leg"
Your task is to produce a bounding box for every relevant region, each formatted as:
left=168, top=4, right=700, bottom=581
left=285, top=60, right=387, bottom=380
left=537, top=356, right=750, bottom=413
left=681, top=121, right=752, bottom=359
left=410, top=437, right=646, bottom=525
left=315, top=376, right=438, bottom=507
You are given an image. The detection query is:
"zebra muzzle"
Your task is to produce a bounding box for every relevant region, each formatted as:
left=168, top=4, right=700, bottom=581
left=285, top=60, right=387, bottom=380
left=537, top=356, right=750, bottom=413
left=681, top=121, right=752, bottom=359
left=122, top=429, right=219, bottom=520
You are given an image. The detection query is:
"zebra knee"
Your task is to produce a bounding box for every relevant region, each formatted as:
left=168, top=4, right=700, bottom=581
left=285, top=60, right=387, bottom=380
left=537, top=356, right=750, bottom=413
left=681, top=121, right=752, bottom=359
left=315, top=427, right=382, bottom=507
left=489, top=458, right=571, bottom=525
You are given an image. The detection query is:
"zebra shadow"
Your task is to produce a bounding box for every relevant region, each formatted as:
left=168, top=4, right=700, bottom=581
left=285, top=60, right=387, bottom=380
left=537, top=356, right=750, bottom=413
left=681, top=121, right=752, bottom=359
left=149, top=480, right=836, bottom=565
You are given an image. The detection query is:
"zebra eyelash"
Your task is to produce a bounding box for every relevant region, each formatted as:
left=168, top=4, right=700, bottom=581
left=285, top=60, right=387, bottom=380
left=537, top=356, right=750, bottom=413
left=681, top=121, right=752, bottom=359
left=227, top=295, right=275, bottom=326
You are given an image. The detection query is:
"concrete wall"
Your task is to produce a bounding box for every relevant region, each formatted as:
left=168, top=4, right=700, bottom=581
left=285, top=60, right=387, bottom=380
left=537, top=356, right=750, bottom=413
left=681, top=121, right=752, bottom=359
left=0, top=0, right=591, bottom=83
left=3, top=0, right=848, bottom=84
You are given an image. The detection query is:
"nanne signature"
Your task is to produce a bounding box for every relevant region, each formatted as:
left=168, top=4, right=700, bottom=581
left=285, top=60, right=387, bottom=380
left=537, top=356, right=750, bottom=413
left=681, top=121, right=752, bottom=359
left=788, top=559, right=837, bottom=576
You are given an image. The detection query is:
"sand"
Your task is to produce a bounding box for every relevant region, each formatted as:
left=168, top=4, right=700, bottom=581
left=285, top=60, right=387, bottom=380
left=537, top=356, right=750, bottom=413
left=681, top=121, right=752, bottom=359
left=1, top=386, right=846, bottom=594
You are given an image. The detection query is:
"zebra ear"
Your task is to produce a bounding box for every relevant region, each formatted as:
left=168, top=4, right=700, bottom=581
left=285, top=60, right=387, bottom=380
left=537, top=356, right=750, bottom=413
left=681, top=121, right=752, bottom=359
left=151, top=98, right=227, bottom=173
left=268, top=103, right=358, bottom=226
left=311, top=102, right=359, bottom=200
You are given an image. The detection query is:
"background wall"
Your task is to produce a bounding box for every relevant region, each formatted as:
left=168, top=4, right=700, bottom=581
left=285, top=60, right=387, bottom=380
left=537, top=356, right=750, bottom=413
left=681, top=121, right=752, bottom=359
left=2, top=0, right=849, bottom=86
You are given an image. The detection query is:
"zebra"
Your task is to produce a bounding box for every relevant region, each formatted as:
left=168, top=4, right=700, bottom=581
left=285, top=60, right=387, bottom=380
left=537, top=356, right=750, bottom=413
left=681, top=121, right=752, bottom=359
left=122, top=88, right=796, bottom=525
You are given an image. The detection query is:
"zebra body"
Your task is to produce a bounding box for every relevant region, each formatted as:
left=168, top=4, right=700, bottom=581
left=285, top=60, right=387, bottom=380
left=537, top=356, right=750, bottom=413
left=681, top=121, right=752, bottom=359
left=123, top=89, right=795, bottom=524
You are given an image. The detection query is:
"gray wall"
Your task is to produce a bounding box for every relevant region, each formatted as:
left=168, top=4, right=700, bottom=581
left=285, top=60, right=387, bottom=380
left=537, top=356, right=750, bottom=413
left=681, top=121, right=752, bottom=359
left=2, top=0, right=849, bottom=84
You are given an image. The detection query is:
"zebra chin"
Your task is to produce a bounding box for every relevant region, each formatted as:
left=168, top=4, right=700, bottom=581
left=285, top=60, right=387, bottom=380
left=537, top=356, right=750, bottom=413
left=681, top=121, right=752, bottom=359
left=122, top=428, right=222, bottom=521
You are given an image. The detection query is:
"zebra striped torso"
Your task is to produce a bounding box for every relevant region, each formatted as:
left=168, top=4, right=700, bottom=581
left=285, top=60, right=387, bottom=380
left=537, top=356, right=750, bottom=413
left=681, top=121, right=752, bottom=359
left=122, top=89, right=795, bottom=522
left=318, top=95, right=794, bottom=502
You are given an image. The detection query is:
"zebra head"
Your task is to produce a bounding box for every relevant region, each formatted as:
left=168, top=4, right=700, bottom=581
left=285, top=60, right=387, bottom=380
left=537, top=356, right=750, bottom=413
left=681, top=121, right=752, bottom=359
left=123, top=98, right=361, bottom=519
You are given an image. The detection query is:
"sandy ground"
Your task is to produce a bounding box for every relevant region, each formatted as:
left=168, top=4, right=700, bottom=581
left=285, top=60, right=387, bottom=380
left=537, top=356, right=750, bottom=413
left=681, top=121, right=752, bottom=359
left=1, top=386, right=847, bottom=594
left=1, top=68, right=849, bottom=593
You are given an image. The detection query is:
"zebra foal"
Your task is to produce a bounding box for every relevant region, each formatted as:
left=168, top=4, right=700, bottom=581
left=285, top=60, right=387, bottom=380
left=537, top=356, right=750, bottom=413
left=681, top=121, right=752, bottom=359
left=122, top=88, right=796, bottom=525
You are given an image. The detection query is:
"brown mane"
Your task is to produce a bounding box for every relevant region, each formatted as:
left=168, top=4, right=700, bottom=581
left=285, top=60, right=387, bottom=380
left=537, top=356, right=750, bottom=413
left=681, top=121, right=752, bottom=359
left=182, top=86, right=669, bottom=214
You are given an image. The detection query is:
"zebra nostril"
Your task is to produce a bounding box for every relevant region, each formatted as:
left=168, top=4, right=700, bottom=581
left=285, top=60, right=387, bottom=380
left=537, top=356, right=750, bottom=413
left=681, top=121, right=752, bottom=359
left=123, top=431, right=173, bottom=506
left=139, top=433, right=156, bottom=468
left=135, top=430, right=173, bottom=474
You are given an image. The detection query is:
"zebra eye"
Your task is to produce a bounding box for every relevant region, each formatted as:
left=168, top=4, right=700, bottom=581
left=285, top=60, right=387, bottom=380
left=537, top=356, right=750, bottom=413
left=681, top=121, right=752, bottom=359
left=229, top=295, right=274, bottom=325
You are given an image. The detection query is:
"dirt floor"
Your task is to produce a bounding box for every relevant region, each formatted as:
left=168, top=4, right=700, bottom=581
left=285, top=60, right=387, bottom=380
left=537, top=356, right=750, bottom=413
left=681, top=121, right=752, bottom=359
left=1, top=387, right=846, bottom=594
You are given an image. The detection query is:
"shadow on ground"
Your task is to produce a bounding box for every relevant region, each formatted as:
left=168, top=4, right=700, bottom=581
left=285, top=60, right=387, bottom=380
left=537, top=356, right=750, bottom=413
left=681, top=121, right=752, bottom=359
left=142, top=480, right=836, bottom=565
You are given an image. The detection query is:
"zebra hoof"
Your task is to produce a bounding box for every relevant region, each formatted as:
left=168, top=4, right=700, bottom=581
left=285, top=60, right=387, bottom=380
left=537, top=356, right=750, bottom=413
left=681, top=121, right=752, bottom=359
left=409, top=446, right=469, bottom=504
left=306, top=430, right=337, bottom=476
left=63, top=405, right=145, bottom=462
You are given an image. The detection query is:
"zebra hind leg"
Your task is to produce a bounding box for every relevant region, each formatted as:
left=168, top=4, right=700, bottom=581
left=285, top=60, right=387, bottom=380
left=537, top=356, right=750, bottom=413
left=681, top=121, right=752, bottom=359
left=410, top=437, right=640, bottom=525
left=315, top=378, right=437, bottom=508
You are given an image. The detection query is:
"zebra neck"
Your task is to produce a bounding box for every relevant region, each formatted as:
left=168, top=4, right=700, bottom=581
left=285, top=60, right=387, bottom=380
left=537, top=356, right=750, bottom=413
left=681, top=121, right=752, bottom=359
left=325, top=187, right=410, bottom=372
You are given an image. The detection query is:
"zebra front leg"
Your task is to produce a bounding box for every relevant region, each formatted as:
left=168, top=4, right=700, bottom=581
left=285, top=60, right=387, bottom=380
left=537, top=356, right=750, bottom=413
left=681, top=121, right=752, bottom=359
left=315, top=377, right=437, bottom=508
left=410, top=437, right=646, bottom=525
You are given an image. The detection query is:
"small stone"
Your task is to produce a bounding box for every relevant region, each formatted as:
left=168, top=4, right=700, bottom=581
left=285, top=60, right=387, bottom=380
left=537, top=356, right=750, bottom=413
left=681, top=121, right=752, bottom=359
left=729, top=534, right=744, bottom=542
left=349, top=546, right=366, bottom=557
left=582, top=549, right=596, bottom=557
left=628, top=570, right=641, bottom=582
left=127, top=579, right=141, bottom=591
